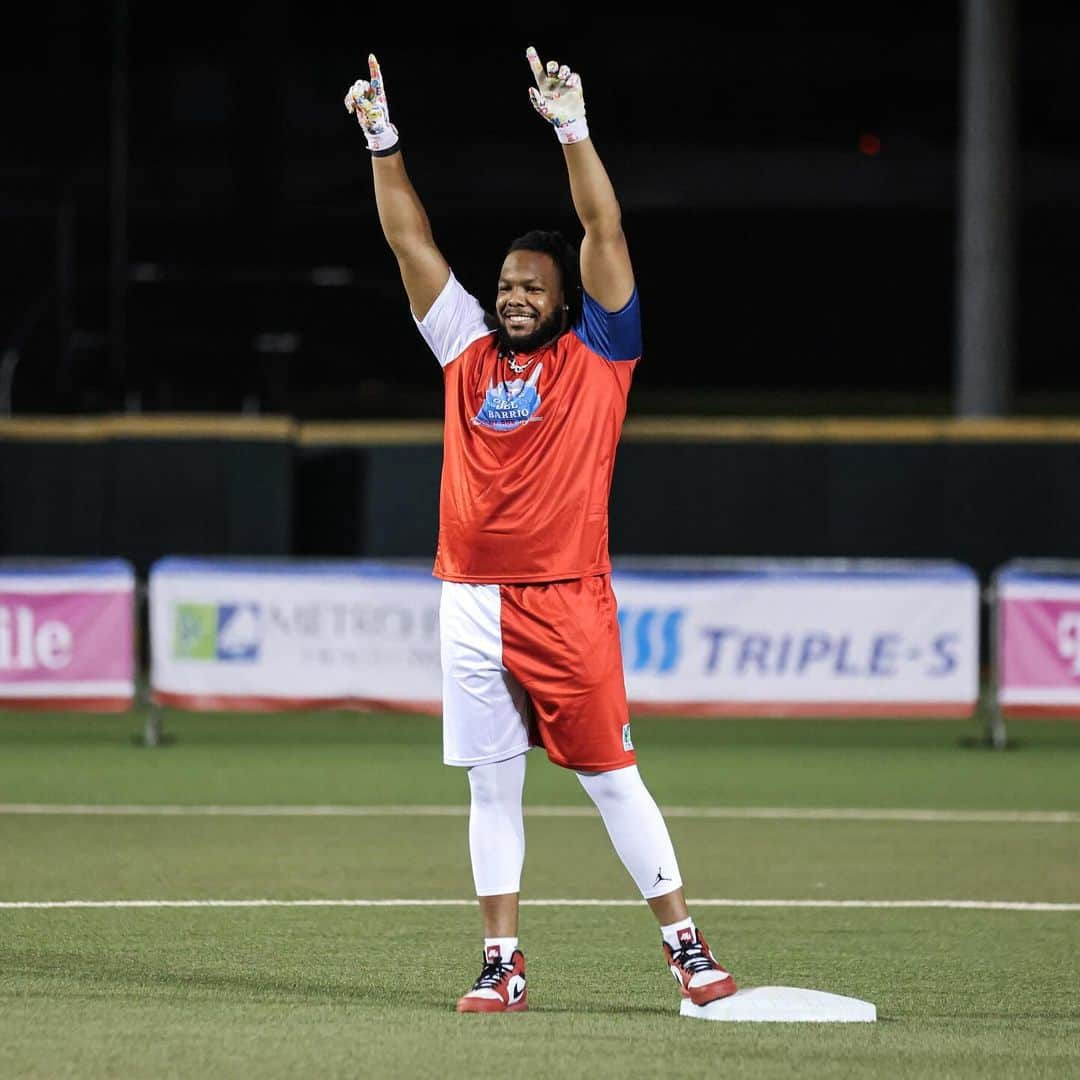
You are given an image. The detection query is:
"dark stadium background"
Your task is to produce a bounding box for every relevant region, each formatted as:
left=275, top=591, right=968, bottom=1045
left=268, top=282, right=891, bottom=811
left=5, top=4, right=1078, bottom=419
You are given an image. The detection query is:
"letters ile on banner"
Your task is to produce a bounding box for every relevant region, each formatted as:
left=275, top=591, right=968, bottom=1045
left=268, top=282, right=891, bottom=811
left=0, top=559, right=135, bottom=711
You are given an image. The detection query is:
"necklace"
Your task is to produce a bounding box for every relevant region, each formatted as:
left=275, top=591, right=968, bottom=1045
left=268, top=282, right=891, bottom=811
left=505, top=352, right=539, bottom=375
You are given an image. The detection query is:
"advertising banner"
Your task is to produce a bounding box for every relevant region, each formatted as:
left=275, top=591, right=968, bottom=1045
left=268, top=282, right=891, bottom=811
left=614, top=564, right=979, bottom=716
left=998, top=564, right=1080, bottom=717
left=0, top=560, right=135, bottom=710
left=151, top=558, right=977, bottom=718
left=150, top=559, right=441, bottom=711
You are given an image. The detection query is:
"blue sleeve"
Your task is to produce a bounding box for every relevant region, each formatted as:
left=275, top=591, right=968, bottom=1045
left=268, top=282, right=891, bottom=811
left=573, top=288, right=642, bottom=362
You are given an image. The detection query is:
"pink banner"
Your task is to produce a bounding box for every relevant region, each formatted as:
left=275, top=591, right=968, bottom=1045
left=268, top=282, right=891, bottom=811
left=0, top=591, right=133, bottom=692
left=1000, top=596, right=1080, bottom=714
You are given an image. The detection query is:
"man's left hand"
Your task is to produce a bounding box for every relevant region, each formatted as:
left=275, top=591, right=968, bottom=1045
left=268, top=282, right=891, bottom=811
left=526, top=46, right=588, bottom=145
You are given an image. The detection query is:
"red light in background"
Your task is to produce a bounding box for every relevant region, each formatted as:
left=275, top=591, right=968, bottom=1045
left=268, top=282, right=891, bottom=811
left=858, top=133, right=881, bottom=156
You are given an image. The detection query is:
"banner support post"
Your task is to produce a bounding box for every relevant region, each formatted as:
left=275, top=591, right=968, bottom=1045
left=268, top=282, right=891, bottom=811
left=142, top=703, right=163, bottom=747
left=985, top=572, right=1009, bottom=749
left=136, top=576, right=165, bottom=747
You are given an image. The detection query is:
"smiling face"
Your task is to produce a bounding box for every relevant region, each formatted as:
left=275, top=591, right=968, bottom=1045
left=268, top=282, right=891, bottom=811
left=495, top=249, right=568, bottom=354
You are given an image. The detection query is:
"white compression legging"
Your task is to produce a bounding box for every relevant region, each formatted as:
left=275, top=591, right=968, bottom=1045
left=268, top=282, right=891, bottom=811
left=467, top=755, right=682, bottom=900
left=467, top=753, right=527, bottom=897
left=576, top=764, right=684, bottom=899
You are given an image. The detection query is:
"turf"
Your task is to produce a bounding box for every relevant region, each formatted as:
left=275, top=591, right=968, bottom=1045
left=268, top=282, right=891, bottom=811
left=3, top=815, right=1079, bottom=904
left=1, top=710, right=1078, bottom=1078
left=4, top=908, right=1078, bottom=1080
left=3, top=711, right=1080, bottom=809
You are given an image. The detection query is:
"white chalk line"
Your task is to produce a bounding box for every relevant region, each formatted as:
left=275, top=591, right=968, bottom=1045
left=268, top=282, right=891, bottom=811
left=0, top=804, right=1077, bottom=824
left=2, top=898, right=1078, bottom=912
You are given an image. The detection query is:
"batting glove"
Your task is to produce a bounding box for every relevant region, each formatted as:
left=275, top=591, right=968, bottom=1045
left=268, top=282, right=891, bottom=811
left=526, top=46, right=588, bottom=145
left=344, top=54, right=400, bottom=155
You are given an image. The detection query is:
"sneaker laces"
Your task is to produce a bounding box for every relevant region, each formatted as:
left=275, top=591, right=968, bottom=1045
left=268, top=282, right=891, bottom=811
left=672, top=938, right=717, bottom=976
left=471, top=958, right=513, bottom=991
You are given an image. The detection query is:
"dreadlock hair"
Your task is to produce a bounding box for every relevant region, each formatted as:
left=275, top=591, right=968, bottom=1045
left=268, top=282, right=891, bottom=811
left=505, top=229, right=582, bottom=327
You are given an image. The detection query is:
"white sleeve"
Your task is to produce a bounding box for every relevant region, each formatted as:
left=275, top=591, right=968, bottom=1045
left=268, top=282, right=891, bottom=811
left=412, top=272, right=492, bottom=368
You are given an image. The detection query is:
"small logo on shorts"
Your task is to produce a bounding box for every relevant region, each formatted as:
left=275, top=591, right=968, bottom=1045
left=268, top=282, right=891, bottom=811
left=622, top=723, right=633, bottom=751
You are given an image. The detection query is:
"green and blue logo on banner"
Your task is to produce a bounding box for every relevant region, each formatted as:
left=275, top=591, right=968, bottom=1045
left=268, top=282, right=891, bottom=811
left=173, top=603, right=261, bottom=662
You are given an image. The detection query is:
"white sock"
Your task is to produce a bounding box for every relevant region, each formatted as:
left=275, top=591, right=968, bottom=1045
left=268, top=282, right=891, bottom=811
left=660, top=916, right=729, bottom=988
left=660, top=915, right=697, bottom=951
left=575, top=764, right=684, bottom=899
left=484, top=937, right=519, bottom=962
left=467, top=754, right=527, bottom=897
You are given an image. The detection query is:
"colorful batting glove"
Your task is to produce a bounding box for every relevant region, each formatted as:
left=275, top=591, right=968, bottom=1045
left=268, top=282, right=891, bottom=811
left=344, top=54, right=400, bottom=155
left=526, top=46, right=589, bottom=145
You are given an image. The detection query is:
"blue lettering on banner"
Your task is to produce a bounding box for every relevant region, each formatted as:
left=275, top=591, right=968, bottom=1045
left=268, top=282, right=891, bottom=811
left=696, top=627, right=962, bottom=679
left=797, top=633, right=832, bottom=672
left=869, top=634, right=900, bottom=676
left=618, top=608, right=684, bottom=674
left=927, top=633, right=958, bottom=676
left=833, top=636, right=862, bottom=676
left=774, top=634, right=794, bottom=674
left=703, top=627, right=738, bottom=673
left=736, top=634, right=770, bottom=674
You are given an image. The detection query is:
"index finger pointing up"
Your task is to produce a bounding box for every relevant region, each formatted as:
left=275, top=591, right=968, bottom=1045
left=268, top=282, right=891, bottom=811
left=525, top=46, right=545, bottom=87
left=368, top=53, right=386, bottom=101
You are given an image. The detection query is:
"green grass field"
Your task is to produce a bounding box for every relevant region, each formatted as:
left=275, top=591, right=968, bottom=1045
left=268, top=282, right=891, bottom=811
left=2, top=711, right=1079, bottom=1079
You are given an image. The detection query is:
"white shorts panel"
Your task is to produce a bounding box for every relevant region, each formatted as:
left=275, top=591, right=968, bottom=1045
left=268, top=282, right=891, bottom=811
left=440, top=582, right=532, bottom=767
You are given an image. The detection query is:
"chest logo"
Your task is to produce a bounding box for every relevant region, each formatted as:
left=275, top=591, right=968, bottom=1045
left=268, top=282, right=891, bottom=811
left=473, top=363, right=543, bottom=432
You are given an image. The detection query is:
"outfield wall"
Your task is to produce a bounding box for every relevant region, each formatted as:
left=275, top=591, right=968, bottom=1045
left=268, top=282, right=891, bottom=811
left=0, top=417, right=294, bottom=572
left=4, top=416, right=1080, bottom=577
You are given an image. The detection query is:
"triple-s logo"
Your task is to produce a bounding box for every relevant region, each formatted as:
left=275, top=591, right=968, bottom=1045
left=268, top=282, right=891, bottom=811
left=618, top=608, right=684, bottom=674
left=174, top=603, right=261, bottom=662
left=618, top=606, right=962, bottom=678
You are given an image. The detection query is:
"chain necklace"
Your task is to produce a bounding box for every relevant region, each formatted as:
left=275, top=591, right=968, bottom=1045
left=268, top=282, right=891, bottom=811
left=504, top=351, right=540, bottom=375
left=507, top=354, right=537, bottom=375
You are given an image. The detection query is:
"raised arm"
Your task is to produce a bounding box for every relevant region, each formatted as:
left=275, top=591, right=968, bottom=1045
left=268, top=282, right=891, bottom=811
left=345, top=56, right=450, bottom=320
left=370, top=152, right=451, bottom=320
left=526, top=47, right=635, bottom=313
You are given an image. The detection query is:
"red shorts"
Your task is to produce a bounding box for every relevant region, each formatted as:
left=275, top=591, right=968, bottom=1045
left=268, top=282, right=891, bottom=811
left=439, top=574, right=635, bottom=772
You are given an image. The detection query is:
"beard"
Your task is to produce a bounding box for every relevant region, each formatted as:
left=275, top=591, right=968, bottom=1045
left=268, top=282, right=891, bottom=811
left=488, top=307, right=568, bottom=356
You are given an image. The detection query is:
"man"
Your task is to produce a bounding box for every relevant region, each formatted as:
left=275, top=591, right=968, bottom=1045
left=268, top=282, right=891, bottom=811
left=345, top=47, right=737, bottom=1014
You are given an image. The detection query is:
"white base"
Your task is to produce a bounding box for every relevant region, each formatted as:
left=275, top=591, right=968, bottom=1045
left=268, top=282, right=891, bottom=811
left=680, top=986, right=876, bottom=1023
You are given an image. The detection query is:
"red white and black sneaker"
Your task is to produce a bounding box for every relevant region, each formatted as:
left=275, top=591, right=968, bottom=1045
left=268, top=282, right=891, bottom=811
left=456, top=946, right=528, bottom=1013
left=664, top=928, right=737, bottom=1006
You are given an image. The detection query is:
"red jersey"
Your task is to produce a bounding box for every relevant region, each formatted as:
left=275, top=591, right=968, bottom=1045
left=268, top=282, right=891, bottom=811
left=414, top=273, right=642, bottom=584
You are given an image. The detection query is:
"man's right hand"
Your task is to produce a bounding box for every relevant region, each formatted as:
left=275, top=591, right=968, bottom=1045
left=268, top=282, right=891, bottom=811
left=345, top=54, right=400, bottom=155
